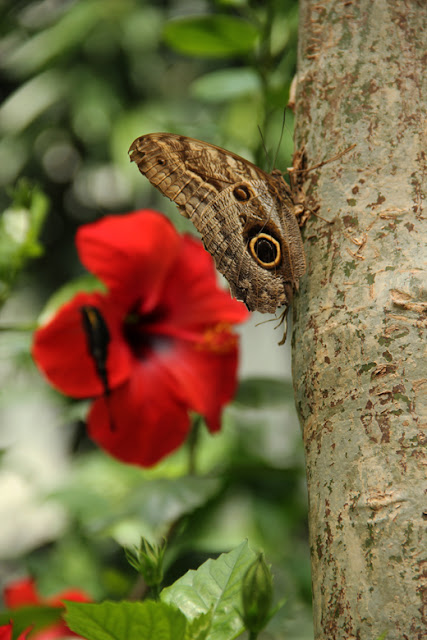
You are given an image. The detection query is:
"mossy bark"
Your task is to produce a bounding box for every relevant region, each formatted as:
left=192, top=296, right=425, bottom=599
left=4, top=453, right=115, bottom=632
left=292, top=1, right=426, bottom=638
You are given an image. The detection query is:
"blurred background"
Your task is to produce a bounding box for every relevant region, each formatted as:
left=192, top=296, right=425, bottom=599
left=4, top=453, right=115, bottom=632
left=0, top=1, right=313, bottom=637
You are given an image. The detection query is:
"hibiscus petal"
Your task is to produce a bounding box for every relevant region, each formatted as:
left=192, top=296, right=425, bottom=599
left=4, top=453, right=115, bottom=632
left=76, top=210, right=181, bottom=313
left=0, top=625, right=12, bottom=640
left=47, top=589, right=91, bottom=606
left=150, top=234, right=249, bottom=336
left=87, top=348, right=191, bottom=467
left=3, top=578, right=39, bottom=607
left=0, top=624, right=31, bottom=640
left=151, top=333, right=239, bottom=433
left=30, top=625, right=69, bottom=640
left=32, top=292, right=131, bottom=398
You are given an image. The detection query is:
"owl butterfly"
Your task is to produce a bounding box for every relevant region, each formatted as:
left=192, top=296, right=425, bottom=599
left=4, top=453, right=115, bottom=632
left=128, top=133, right=306, bottom=342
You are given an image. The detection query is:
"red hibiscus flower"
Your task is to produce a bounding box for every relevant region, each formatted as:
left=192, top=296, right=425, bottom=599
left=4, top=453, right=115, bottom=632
left=32, top=210, right=248, bottom=466
left=3, top=577, right=90, bottom=639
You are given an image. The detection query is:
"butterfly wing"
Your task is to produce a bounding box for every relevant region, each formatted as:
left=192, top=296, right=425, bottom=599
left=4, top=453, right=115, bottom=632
left=129, top=133, right=305, bottom=313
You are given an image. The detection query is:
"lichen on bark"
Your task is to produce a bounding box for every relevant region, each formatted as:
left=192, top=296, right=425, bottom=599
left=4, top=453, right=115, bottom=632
left=292, top=1, right=426, bottom=638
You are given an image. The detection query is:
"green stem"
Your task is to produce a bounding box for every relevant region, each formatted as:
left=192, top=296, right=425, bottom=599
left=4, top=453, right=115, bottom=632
left=0, top=323, right=37, bottom=332
left=187, top=414, right=203, bottom=475
left=149, top=583, right=161, bottom=601
left=252, top=0, right=276, bottom=168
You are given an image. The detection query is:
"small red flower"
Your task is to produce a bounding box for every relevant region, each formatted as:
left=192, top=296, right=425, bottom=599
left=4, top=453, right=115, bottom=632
left=3, top=578, right=90, bottom=640
left=0, top=623, right=31, bottom=640
left=32, top=210, right=248, bottom=466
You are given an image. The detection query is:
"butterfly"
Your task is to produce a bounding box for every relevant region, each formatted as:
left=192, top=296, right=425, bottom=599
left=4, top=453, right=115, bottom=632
left=129, top=133, right=306, bottom=338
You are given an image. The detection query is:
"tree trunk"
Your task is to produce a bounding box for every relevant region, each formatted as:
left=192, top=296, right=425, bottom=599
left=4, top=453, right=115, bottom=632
left=292, top=1, right=426, bottom=638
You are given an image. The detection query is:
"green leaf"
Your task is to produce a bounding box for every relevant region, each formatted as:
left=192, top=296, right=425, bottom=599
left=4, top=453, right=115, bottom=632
left=121, top=476, right=222, bottom=537
left=185, top=610, right=213, bottom=640
left=216, top=0, right=248, bottom=6
left=163, top=16, right=258, bottom=58
left=1, top=0, right=129, bottom=78
left=0, top=605, right=62, bottom=639
left=53, top=454, right=223, bottom=543
left=161, top=541, right=257, bottom=640
left=0, top=180, right=49, bottom=305
left=65, top=600, right=187, bottom=640
left=0, top=180, right=48, bottom=267
left=0, top=71, right=68, bottom=134
left=191, top=68, right=260, bottom=103
left=235, top=378, right=295, bottom=407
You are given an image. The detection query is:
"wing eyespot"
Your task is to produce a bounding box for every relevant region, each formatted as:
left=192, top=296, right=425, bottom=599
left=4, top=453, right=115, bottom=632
left=157, top=158, right=166, bottom=166
left=248, top=233, right=281, bottom=269
left=233, top=184, right=253, bottom=202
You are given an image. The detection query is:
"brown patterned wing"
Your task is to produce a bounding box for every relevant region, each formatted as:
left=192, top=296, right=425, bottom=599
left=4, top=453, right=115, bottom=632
left=129, top=133, right=305, bottom=314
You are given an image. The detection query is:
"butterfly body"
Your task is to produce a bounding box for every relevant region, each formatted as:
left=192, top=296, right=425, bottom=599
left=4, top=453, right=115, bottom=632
left=129, top=133, right=305, bottom=314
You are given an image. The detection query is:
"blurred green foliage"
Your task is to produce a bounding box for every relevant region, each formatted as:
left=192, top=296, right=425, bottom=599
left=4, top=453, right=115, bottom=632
left=0, top=179, right=48, bottom=306
left=0, top=0, right=298, bottom=294
left=0, top=1, right=312, bottom=638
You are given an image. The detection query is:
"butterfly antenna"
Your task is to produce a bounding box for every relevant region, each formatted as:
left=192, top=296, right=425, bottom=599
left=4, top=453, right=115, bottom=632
left=293, top=144, right=357, bottom=175
left=257, top=124, right=271, bottom=169
left=254, top=316, right=277, bottom=327
left=272, top=107, right=287, bottom=170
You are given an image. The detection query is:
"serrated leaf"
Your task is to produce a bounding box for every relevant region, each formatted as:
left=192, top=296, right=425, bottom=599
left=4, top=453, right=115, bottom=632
left=65, top=600, right=187, bottom=640
left=185, top=610, right=213, bottom=640
left=163, top=16, right=258, bottom=58
left=235, top=378, right=295, bottom=407
left=161, top=541, right=257, bottom=640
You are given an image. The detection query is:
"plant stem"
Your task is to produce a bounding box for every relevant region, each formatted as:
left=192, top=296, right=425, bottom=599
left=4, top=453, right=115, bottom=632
left=0, top=323, right=36, bottom=331
left=187, top=414, right=202, bottom=475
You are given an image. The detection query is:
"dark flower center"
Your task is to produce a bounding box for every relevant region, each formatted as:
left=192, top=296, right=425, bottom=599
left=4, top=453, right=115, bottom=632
left=123, top=306, right=169, bottom=356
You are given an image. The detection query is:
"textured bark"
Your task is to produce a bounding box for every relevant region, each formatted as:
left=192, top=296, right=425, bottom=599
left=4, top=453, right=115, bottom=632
left=292, top=1, right=426, bottom=639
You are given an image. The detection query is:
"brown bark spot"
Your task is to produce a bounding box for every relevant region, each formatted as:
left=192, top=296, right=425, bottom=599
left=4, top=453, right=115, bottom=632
left=316, top=534, right=324, bottom=560
left=360, top=411, right=378, bottom=442
left=367, top=193, right=386, bottom=208
left=392, top=383, right=406, bottom=394
left=379, top=391, right=393, bottom=405
left=343, top=214, right=358, bottom=227
left=370, top=363, right=398, bottom=379
left=374, top=412, right=391, bottom=443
